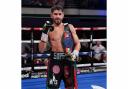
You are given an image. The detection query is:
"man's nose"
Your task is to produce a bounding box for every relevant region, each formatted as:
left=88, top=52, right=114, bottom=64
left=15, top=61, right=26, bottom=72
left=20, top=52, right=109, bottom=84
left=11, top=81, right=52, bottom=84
left=56, top=14, right=61, bottom=17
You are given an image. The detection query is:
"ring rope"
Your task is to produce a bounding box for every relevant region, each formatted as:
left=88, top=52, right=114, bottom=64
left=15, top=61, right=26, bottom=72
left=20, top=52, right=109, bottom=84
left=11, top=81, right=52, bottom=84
left=22, top=51, right=106, bottom=58
left=22, top=27, right=106, bottom=31
left=22, top=38, right=107, bottom=43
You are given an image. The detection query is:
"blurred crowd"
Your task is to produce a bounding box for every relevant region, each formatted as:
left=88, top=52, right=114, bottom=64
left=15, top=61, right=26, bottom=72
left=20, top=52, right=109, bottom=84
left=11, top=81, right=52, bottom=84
left=22, top=0, right=106, bottom=9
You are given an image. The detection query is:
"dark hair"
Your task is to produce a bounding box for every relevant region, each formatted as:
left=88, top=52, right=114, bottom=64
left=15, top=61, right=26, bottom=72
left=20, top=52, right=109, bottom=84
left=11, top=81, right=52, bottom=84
left=51, top=5, right=64, bottom=13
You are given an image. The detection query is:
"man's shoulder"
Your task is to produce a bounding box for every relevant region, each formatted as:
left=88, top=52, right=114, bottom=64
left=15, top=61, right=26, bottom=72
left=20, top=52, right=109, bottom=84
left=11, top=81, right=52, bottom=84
left=92, top=45, right=97, bottom=49
left=100, top=45, right=105, bottom=48
left=63, top=23, right=73, bottom=28
left=99, top=45, right=105, bottom=50
left=66, top=24, right=76, bottom=33
left=68, top=24, right=74, bottom=27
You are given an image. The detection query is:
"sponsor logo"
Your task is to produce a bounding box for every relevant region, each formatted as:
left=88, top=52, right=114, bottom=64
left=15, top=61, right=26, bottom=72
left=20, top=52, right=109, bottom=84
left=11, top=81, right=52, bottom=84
left=52, top=65, right=60, bottom=74
left=22, top=73, right=29, bottom=78
left=31, top=72, right=46, bottom=78
left=91, top=85, right=105, bottom=89
left=49, top=74, right=58, bottom=86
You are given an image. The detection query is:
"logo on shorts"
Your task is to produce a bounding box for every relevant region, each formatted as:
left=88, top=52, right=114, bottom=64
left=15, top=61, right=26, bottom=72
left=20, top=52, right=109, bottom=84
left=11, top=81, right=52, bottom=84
left=49, top=74, right=58, bottom=86
left=52, top=65, right=60, bottom=74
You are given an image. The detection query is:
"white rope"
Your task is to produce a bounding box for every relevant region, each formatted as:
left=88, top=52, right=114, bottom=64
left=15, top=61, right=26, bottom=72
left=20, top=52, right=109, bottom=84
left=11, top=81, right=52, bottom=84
left=80, top=39, right=107, bottom=42
left=22, top=27, right=31, bottom=30
left=77, top=63, right=91, bottom=67
left=93, top=63, right=106, bottom=66
left=22, top=38, right=107, bottom=43
left=22, top=67, right=31, bottom=71
left=34, top=66, right=47, bottom=70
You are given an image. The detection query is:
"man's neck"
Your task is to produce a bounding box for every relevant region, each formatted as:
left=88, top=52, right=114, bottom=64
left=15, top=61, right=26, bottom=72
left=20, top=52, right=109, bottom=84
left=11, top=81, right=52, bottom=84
left=53, top=23, right=63, bottom=27
left=97, top=44, right=100, bottom=47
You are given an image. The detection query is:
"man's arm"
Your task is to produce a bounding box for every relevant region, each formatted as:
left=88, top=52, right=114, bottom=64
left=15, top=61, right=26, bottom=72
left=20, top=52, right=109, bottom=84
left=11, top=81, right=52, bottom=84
left=68, top=24, right=81, bottom=51
left=38, top=31, right=49, bottom=53
left=38, top=41, right=47, bottom=53
left=91, top=46, right=95, bottom=51
left=67, top=24, right=81, bottom=61
left=38, top=41, right=49, bottom=66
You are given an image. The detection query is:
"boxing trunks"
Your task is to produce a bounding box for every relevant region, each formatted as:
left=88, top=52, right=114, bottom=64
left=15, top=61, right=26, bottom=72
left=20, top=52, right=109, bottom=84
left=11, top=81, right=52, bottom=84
left=46, top=24, right=78, bottom=89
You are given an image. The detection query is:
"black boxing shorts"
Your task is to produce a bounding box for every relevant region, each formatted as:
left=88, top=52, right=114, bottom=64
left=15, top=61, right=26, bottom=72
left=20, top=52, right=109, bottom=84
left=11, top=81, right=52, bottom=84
left=46, top=52, right=78, bottom=89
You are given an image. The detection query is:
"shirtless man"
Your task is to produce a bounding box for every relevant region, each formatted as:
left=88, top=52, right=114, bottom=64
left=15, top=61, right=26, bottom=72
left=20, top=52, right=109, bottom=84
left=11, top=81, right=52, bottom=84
left=92, top=41, right=106, bottom=62
left=39, top=5, right=80, bottom=89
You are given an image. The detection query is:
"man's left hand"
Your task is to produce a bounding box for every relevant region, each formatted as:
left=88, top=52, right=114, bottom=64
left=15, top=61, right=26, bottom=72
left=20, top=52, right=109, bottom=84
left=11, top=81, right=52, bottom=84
left=71, top=50, right=79, bottom=61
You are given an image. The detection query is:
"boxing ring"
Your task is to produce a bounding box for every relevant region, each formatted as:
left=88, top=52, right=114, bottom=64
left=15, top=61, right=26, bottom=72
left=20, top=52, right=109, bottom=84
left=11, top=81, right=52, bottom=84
left=22, top=26, right=107, bottom=89
left=22, top=72, right=106, bottom=89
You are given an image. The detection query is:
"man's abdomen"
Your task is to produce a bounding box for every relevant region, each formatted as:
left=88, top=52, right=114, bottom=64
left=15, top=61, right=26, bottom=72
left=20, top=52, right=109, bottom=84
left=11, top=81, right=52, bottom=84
left=51, top=41, right=64, bottom=52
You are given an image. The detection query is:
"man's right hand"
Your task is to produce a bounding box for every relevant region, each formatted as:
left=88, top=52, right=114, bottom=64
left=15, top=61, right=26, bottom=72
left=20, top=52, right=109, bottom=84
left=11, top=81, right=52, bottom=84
left=41, top=32, right=48, bottom=42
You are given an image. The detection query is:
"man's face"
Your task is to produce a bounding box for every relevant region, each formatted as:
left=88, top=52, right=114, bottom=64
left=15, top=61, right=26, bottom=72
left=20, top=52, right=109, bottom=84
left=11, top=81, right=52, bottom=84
left=96, top=41, right=101, bottom=46
left=51, top=10, right=64, bottom=25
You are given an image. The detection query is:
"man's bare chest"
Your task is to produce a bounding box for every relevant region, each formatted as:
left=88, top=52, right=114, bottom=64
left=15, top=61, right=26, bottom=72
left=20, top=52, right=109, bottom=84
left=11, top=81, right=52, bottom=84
left=49, top=28, right=64, bottom=41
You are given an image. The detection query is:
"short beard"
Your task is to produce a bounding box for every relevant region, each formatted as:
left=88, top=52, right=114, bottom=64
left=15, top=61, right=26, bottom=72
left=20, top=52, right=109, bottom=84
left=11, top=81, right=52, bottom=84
left=54, top=19, right=62, bottom=25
